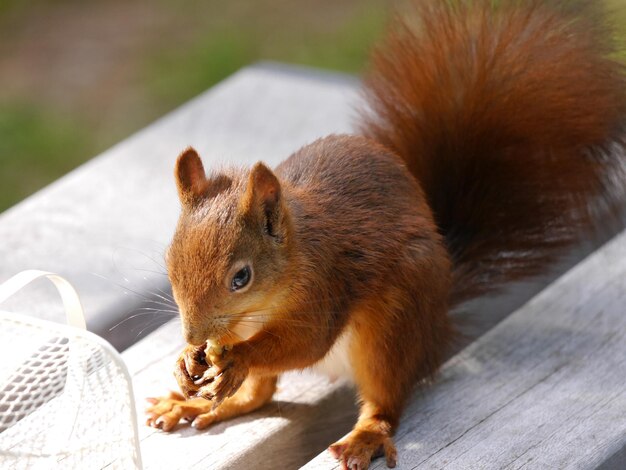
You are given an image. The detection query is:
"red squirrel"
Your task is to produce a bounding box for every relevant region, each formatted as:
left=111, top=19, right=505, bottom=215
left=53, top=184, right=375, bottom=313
left=145, top=1, right=626, bottom=468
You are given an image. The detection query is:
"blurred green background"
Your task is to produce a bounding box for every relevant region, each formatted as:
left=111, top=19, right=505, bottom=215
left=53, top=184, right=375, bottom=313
left=0, top=0, right=624, bottom=213
left=0, top=0, right=393, bottom=212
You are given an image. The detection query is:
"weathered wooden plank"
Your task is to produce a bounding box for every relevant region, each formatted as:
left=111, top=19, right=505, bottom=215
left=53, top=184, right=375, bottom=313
left=304, top=231, right=626, bottom=469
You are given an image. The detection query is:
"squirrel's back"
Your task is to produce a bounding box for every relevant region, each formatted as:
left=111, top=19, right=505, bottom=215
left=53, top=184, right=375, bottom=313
left=276, top=134, right=443, bottom=293
left=360, top=0, right=626, bottom=305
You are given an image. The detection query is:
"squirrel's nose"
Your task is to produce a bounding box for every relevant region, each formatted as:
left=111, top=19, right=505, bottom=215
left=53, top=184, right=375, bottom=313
left=182, top=325, right=207, bottom=346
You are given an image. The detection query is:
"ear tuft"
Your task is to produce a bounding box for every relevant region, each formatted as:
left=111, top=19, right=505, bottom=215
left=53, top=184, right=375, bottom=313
left=175, top=147, right=207, bottom=205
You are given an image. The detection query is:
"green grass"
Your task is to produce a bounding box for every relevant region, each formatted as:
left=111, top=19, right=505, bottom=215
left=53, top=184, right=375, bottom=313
left=141, top=5, right=388, bottom=121
left=264, top=6, right=388, bottom=73
left=0, top=0, right=16, bottom=14
left=0, top=104, right=93, bottom=210
left=144, top=30, right=257, bottom=112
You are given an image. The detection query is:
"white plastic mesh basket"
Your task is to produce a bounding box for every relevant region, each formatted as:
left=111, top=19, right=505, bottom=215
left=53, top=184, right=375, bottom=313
left=0, top=271, right=142, bottom=469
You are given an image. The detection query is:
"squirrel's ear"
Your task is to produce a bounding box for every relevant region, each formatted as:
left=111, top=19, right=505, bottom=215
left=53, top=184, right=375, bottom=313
left=175, top=147, right=208, bottom=205
left=243, top=162, right=284, bottom=238
left=247, top=162, right=281, bottom=211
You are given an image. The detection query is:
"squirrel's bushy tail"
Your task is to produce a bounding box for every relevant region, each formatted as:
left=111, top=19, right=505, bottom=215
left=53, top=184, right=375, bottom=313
left=360, top=0, right=626, bottom=305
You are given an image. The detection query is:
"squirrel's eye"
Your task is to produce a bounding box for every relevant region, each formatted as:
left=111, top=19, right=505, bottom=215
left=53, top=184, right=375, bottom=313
left=231, top=266, right=251, bottom=292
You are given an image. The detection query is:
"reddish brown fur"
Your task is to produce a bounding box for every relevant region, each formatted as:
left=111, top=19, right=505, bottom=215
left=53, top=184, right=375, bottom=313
left=149, top=1, right=626, bottom=469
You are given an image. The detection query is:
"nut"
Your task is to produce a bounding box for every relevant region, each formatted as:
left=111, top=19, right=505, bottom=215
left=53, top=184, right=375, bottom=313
left=206, top=340, right=223, bottom=356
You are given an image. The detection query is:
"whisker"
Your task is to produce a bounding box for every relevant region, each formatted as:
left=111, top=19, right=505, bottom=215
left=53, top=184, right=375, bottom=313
left=135, top=317, right=170, bottom=339
left=142, top=299, right=177, bottom=309
left=226, top=329, right=266, bottom=356
left=90, top=272, right=176, bottom=307
left=132, top=267, right=169, bottom=277
left=132, top=307, right=179, bottom=314
left=235, top=320, right=342, bottom=330
left=109, top=310, right=178, bottom=331
left=153, top=286, right=175, bottom=301
left=145, top=290, right=176, bottom=306
left=222, top=291, right=357, bottom=320
left=113, top=245, right=168, bottom=272
left=227, top=307, right=344, bottom=320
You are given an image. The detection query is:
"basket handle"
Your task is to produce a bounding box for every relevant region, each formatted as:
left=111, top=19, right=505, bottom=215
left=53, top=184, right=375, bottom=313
left=0, top=270, right=86, bottom=329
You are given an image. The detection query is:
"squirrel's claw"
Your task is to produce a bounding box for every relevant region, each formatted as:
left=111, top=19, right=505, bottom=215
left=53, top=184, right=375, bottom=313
left=329, top=432, right=397, bottom=470
left=175, top=344, right=212, bottom=398
left=196, top=349, right=248, bottom=407
left=174, top=342, right=248, bottom=406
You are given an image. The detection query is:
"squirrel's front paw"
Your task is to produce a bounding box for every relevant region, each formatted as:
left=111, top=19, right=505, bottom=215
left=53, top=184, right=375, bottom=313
left=145, top=391, right=217, bottom=432
left=194, top=347, right=249, bottom=408
left=174, top=344, right=210, bottom=398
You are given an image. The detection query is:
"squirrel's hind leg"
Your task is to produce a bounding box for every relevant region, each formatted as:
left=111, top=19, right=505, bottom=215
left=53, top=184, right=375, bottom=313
left=146, top=374, right=277, bottom=432
left=331, top=253, right=451, bottom=469
left=329, top=299, right=406, bottom=469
